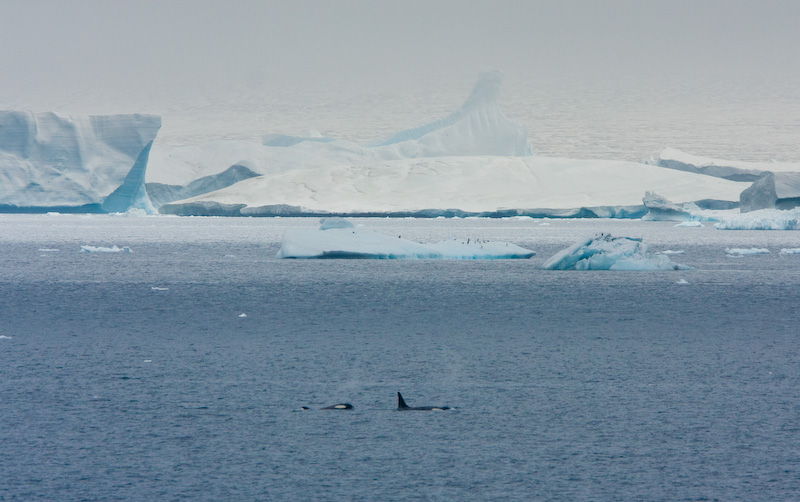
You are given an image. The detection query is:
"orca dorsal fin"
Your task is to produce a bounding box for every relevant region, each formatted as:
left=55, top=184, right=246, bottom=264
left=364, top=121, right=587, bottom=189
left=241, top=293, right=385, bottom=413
left=397, top=392, right=410, bottom=410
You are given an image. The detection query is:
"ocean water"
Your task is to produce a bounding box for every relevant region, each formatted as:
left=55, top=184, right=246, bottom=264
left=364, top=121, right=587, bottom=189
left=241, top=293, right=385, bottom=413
left=2, top=215, right=800, bottom=501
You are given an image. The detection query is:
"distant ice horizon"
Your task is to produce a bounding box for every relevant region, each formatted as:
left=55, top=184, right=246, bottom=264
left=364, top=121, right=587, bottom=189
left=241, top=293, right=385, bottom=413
left=3, top=72, right=797, bottom=164
left=2, top=1, right=799, bottom=161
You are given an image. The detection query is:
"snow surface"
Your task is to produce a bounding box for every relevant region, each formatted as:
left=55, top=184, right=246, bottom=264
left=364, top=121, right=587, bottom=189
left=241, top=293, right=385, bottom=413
left=715, top=209, right=800, bottom=230
left=276, top=218, right=535, bottom=259
left=0, top=111, right=161, bottom=212
left=161, top=155, right=746, bottom=217
left=542, top=234, right=689, bottom=271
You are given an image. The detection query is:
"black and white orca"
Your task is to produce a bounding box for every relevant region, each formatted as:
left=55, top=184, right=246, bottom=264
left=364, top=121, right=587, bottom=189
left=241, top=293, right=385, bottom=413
left=302, top=403, right=354, bottom=410
left=396, top=392, right=450, bottom=411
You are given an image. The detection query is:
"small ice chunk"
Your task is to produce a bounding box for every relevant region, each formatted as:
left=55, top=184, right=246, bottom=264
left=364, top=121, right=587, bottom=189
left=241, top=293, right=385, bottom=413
left=660, top=250, right=686, bottom=255
left=780, top=248, right=800, bottom=254
left=151, top=287, right=169, bottom=291
left=143, top=359, right=152, bottom=363
left=543, top=234, right=689, bottom=271
left=238, top=313, right=248, bottom=318
left=0, top=335, right=12, bottom=339
left=676, top=279, right=690, bottom=285
left=725, top=248, right=770, bottom=256
left=675, top=221, right=703, bottom=227
left=80, top=245, right=132, bottom=253
left=319, top=217, right=355, bottom=230
left=38, top=248, right=60, bottom=252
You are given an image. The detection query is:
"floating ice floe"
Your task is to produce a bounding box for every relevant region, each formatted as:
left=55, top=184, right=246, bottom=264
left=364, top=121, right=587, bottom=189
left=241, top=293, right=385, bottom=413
left=0, top=335, right=12, bottom=340
left=151, top=287, right=169, bottom=291
left=238, top=313, right=248, bottom=318
left=676, top=279, right=690, bottom=285
left=725, top=248, right=770, bottom=256
left=542, top=234, right=690, bottom=271
left=80, top=245, right=132, bottom=253
left=675, top=221, right=703, bottom=227
left=660, top=250, right=686, bottom=255
left=276, top=217, right=535, bottom=259
left=780, top=248, right=800, bottom=255
left=715, top=209, right=800, bottom=230
left=38, top=248, right=60, bottom=252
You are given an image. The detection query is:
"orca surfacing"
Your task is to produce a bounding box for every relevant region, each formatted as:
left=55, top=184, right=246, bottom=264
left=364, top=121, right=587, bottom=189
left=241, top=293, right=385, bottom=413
left=301, top=403, right=354, bottom=410
left=396, top=392, right=450, bottom=411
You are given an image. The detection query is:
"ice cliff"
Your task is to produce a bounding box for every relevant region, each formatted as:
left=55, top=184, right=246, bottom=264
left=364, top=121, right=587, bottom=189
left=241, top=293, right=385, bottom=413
left=739, top=172, right=800, bottom=212
left=0, top=111, right=161, bottom=212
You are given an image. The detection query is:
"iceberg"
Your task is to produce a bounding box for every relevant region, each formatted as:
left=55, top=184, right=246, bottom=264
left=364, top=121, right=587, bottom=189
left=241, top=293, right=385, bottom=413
left=725, top=248, right=770, bottom=256
left=367, top=70, right=530, bottom=157
left=542, top=234, right=689, bottom=271
left=714, top=208, right=800, bottom=230
left=146, top=162, right=260, bottom=207
left=150, top=73, right=748, bottom=217
left=276, top=218, right=535, bottom=259
left=0, top=111, right=161, bottom=213
left=652, top=148, right=800, bottom=182
left=80, top=245, right=132, bottom=253
left=641, top=191, right=697, bottom=221
left=739, top=172, right=800, bottom=212
left=160, top=155, right=746, bottom=217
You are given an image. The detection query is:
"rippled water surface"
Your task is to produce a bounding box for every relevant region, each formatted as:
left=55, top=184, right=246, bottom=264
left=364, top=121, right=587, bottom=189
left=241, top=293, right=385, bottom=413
left=2, top=215, right=800, bottom=500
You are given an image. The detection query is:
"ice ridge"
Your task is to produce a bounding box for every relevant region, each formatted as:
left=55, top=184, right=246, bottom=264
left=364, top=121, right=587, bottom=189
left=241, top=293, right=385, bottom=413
left=368, top=70, right=530, bottom=156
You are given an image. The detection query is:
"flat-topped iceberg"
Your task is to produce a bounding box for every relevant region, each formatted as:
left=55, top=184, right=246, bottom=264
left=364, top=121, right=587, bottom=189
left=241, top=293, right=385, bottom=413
left=652, top=148, right=800, bottom=182
left=276, top=218, right=535, bottom=259
left=0, top=111, right=161, bottom=213
left=152, top=73, right=748, bottom=217
left=542, top=234, right=689, bottom=271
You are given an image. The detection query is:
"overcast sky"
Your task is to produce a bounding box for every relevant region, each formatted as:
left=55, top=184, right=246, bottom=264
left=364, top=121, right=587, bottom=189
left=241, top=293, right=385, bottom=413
left=2, top=0, right=799, bottom=93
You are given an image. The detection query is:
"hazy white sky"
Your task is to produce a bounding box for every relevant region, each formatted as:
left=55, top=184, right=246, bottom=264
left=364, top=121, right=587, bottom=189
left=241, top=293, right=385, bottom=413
left=2, top=0, right=799, bottom=92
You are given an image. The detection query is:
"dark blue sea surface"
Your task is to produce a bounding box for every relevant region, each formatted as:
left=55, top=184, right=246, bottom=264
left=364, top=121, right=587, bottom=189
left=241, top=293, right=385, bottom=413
left=2, top=215, right=800, bottom=501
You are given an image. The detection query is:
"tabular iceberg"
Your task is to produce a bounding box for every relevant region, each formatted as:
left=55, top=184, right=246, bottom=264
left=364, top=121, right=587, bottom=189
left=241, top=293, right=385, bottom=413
left=151, top=73, right=748, bottom=217
left=276, top=218, right=535, bottom=259
left=0, top=111, right=161, bottom=213
left=652, top=148, right=800, bottom=182
left=542, top=234, right=689, bottom=271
